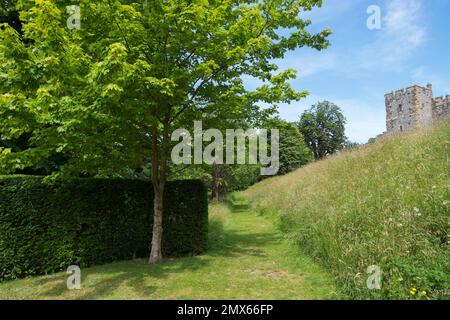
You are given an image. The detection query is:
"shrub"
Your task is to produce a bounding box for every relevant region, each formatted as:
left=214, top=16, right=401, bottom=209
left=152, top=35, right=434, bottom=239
left=228, top=193, right=250, bottom=212
left=0, top=177, right=208, bottom=281
left=243, top=123, right=450, bottom=299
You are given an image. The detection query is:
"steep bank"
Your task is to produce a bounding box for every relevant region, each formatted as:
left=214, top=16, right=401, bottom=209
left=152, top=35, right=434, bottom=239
left=243, top=123, right=450, bottom=299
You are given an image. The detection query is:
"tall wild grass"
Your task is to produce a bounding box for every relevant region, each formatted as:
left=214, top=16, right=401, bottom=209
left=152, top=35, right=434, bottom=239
left=243, top=123, right=449, bottom=299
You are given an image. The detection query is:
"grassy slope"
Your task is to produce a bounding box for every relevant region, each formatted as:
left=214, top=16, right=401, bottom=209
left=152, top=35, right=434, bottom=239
left=0, top=204, right=336, bottom=300
left=243, top=124, right=450, bottom=299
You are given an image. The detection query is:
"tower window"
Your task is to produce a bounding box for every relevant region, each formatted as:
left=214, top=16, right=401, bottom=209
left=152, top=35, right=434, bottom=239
left=400, top=125, right=403, bottom=132
left=398, top=104, right=403, bottom=112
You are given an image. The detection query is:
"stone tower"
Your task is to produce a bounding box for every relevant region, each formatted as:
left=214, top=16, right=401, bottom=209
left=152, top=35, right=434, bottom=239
left=385, top=84, right=435, bottom=133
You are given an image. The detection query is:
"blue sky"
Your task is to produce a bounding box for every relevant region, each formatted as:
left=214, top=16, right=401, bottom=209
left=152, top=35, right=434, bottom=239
left=251, top=0, right=450, bottom=143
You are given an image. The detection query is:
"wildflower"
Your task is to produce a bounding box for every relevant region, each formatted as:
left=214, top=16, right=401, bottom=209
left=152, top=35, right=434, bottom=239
left=421, top=290, right=427, bottom=295
left=414, top=207, right=420, bottom=213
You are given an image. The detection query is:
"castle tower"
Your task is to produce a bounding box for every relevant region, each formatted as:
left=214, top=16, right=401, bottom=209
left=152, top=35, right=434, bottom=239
left=385, top=84, right=434, bottom=133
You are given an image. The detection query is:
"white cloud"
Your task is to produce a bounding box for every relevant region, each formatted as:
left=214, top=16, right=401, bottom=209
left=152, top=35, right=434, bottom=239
left=276, top=52, right=337, bottom=78
left=300, top=0, right=359, bottom=24
left=384, top=0, right=425, bottom=45
left=356, top=0, right=426, bottom=71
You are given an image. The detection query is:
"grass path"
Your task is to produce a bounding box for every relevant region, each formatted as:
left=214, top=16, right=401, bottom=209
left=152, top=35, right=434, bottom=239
left=0, top=203, right=336, bottom=299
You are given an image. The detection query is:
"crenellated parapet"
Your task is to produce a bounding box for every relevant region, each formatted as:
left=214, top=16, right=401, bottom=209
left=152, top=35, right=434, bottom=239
left=433, top=95, right=450, bottom=122
left=384, top=84, right=450, bottom=133
left=384, top=84, right=434, bottom=133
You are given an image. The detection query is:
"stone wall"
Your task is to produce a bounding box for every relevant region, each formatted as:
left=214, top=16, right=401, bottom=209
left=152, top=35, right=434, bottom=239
left=385, top=85, right=433, bottom=133
left=417, top=86, right=434, bottom=127
left=385, top=84, right=448, bottom=134
left=433, top=95, right=450, bottom=122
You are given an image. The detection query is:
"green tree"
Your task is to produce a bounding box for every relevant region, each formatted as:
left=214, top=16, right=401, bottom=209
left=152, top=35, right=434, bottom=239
left=298, top=101, right=346, bottom=160
left=0, top=0, right=16, bottom=15
left=0, top=1, right=21, bottom=33
left=273, top=119, right=313, bottom=174
left=343, top=140, right=360, bottom=150
left=0, top=0, right=330, bottom=263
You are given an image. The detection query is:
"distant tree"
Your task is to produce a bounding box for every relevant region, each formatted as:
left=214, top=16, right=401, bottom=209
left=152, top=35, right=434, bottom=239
left=298, top=101, right=346, bottom=160
left=270, top=118, right=313, bottom=174
left=210, top=164, right=260, bottom=200
left=344, top=140, right=360, bottom=150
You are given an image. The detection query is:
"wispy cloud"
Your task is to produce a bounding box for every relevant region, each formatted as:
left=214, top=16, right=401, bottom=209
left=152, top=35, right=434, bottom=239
left=276, top=52, right=337, bottom=78
left=300, top=0, right=359, bottom=24
left=356, top=0, right=427, bottom=71
left=246, top=0, right=446, bottom=143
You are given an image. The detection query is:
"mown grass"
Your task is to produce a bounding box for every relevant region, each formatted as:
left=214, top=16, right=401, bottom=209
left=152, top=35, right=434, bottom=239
left=0, top=203, right=336, bottom=300
left=243, top=123, right=450, bottom=299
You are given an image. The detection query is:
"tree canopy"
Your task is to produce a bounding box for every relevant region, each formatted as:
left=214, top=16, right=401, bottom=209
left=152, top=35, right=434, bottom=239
left=0, top=0, right=331, bottom=263
left=269, top=118, right=313, bottom=174
left=298, top=101, right=346, bottom=160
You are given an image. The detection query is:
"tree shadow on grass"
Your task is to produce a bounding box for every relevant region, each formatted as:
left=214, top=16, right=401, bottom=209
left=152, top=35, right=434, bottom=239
left=32, top=256, right=211, bottom=299
left=27, top=210, right=277, bottom=299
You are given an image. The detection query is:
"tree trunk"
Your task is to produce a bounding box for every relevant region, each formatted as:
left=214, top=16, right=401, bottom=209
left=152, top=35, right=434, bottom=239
left=149, top=184, right=164, bottom=264
left=148, top=120, right=170, bottom=264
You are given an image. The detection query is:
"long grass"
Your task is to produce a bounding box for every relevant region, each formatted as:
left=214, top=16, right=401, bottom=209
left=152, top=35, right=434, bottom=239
left=243, top=123, right=450, bottom=299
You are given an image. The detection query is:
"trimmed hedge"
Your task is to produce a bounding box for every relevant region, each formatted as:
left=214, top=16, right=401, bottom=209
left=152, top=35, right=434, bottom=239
left=0, top=176, right=208, bottom=281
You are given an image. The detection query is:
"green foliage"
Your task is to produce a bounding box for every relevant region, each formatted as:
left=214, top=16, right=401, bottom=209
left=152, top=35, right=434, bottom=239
left=0, top=176, right=208, bottom=281
left=298, top=101, right=346, bottom=160
left=0, top=1, right=20, bottom=34
left=0, top=0, right=330, bottom=178
left=0, top=0, right=16, bottom=15
left=271, top=118, right=314, bottom=174
left=168, top=163, right=261, bottom=200
left=228, top=192, right=250, bottom=212
left=170, top=118, right=315, bottom=196
left=244, top=124, right=450, bottom=299
left=1, top=0, right=331, bottom=261
left=343, top=140, right=361, bottom=150
left=225, top=165, right=262, bottom=192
